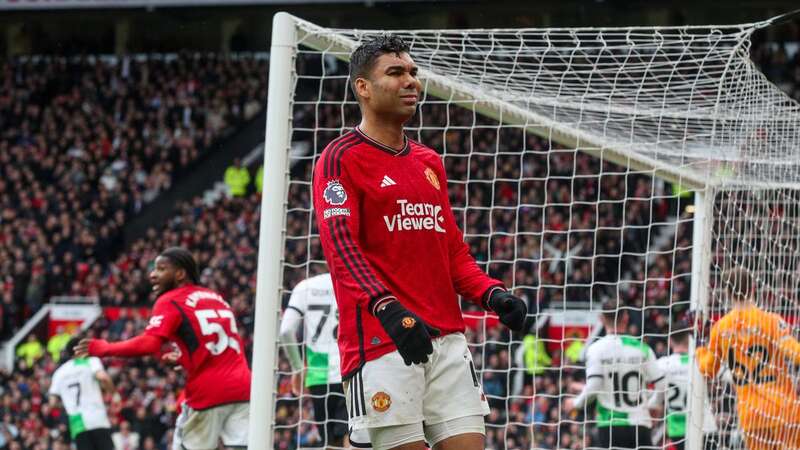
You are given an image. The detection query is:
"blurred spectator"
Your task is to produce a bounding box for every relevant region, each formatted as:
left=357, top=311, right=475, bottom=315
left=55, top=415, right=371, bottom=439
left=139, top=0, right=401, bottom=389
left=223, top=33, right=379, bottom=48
left=15, top=335, right=44, bottom=368
left=112, top=420, right=139, bottom=450
left=224, top=158, right=250, bottom=197
left=46, top=326, right=72, bottom=362
left=255, top=165, right=264, bottom=194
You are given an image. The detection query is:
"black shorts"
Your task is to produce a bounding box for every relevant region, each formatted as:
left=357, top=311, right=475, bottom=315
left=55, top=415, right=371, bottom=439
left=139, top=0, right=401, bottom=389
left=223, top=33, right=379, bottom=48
left=309, top=383, right=348, bottom=446
left=74, top=428, right=114, bottom=450
left=596, top=425, right=653, bottom=449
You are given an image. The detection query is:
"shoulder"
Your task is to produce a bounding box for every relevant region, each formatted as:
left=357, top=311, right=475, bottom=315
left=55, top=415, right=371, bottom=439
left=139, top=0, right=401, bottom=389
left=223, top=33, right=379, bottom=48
left=410, top=140, right=443, bottom=165
left=309, top=273, right=333, bottom=289
left=89, top=356, right=104, bottom=371
left=317, top=130, right=363, bottom=178
left=586, top=337, right=608, bottom=357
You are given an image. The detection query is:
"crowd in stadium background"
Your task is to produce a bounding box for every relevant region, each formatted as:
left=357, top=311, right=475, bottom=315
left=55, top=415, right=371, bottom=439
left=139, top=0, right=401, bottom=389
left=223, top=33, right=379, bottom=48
left=0, top=3, right=799, bottom=450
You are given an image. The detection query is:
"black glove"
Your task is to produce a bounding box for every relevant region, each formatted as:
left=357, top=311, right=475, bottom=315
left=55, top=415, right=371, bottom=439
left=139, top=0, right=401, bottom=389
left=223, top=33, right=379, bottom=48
left=374, top=300, right=440, bottom=366
left=486, top=289, right=528, bottom=332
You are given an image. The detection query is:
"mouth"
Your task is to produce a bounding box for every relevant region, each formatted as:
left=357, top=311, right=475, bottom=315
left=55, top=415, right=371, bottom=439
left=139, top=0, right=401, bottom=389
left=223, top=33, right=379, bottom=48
left=400, top=94, right=418, bottom=105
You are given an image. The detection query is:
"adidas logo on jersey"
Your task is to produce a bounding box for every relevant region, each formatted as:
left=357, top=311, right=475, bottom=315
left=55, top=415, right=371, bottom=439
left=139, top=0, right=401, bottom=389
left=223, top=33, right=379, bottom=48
left=380, top=175, right=397, bottom=188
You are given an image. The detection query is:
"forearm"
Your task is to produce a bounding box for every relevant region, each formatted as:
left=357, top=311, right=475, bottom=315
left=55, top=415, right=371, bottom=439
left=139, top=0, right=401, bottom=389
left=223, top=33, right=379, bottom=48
left=89, top=334, right=163, bottom=358
left=278, top=316, right=304, bottom=371
left=450, top=239, right=504, bottom=305
left=573, top=375, right=603, bottom=409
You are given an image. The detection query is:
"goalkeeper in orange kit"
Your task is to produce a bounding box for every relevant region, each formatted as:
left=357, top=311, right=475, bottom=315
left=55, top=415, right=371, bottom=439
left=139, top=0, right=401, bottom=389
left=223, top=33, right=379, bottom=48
left=696, top=268, right=800, bottom=450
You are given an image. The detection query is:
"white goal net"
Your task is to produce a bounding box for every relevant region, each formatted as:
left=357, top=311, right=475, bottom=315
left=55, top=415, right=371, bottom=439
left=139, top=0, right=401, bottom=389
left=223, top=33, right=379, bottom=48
left=251, top=12, right=800, bottom=450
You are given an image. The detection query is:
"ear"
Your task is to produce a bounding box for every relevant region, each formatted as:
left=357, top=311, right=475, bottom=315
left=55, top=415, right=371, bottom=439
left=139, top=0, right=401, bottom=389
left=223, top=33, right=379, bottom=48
left=175, top=268, right=187, bottom=283
left=354, top=77, right=371, bottom=101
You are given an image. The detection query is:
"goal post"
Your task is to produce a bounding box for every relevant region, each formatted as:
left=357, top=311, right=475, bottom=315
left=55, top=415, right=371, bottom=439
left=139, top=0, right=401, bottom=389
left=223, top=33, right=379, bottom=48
left=252, top=11, right=800, bottom=450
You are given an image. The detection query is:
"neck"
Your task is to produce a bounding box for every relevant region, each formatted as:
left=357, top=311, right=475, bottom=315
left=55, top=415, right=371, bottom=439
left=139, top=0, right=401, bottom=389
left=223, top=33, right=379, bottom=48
left=359, top=114, right=406, bottom=150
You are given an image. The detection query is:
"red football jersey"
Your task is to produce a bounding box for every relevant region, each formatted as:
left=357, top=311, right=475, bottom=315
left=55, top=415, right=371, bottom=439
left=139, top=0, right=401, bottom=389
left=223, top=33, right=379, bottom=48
left=313, top=127, right=503, bottom=378
left=144, top=284, right=251, bottom=409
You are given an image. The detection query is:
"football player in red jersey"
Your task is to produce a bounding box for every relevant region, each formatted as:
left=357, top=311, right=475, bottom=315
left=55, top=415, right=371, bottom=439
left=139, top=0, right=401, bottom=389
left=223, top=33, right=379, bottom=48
left=312, top=35, right=528, bottom=450
left=75, top=247, right=251, bottom=450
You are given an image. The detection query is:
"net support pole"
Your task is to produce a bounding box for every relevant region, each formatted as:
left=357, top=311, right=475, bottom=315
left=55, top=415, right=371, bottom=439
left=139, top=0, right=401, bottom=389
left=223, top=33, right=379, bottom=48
left=686, top=189, right=714, bottom=450
left=249, top=11, right=296, bottom=450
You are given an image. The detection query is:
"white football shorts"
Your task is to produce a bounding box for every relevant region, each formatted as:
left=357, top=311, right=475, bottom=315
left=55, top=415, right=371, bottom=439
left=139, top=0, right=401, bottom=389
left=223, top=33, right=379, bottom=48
left=345, top=332, right=489, bottom=436
left=172, top=401, right=249, bottom=450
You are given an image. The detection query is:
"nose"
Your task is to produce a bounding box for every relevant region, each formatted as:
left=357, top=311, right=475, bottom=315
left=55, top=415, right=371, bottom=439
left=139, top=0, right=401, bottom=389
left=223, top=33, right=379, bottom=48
left=403, top=73, right=420, bottom=90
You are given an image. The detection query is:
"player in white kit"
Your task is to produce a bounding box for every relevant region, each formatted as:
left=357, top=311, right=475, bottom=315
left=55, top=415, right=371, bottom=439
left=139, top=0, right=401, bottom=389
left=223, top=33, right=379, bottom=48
left=649, top=324, right=717, bottom=450
left=280, top=272, right=365, bottom=448
left=569, top=300, right=665, bottom=449
left=49, top=336, right=115, bottom=450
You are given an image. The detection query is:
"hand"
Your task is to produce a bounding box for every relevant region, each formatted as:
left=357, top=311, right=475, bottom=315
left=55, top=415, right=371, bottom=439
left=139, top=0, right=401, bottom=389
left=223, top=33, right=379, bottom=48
left=291, top=373, right=303, bottom=396
left=487, top=289, right=528, bottom=332
left=563, top=397, right=575, bottom=413
left=74, top=338, right=92, bottom=358
left=74, top=338, right=109, bottom=358
left=161, top=349, right=182, bottom=371
left=374, top=299, right=440, bottom=366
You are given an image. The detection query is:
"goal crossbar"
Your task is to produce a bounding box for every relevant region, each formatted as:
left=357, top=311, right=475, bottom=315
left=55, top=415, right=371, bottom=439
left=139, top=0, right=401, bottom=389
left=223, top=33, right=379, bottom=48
left=293, top=15, right=800, bottom=190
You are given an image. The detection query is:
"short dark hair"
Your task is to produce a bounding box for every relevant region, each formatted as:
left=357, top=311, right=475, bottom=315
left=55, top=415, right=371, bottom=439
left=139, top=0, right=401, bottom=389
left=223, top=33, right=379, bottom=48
left=63, top=335, right=82, bottom=361
left=670, top=320, right=691, bottom=345
left=160, top=247, right=200, bottom=284
left=349, top=34, right=411, bottom=99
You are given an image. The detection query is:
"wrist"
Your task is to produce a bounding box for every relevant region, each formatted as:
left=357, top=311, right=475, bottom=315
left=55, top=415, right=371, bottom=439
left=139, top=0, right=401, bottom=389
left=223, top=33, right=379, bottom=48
left=371, top=296, right=398, bottom=316
left=482, top=286, right=506, bottom=310
left=88, top=340, right=108, bottom=357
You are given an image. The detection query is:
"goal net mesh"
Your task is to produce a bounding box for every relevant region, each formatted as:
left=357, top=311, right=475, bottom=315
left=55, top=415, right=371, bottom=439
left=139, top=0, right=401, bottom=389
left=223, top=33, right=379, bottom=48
left=272, top=17, right=800, bottom=449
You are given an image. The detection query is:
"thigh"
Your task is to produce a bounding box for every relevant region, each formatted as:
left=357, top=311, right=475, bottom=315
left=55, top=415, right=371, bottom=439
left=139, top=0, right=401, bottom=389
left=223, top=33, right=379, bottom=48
left=220, top=402, right=249, bottom=447
left=74, top=430, right=92, bottom=450
left=602, top=426, right=640, bottom=449
left=347, top=351, right=425, bottom=430
left=368, top=422, right=426, bottom=450
left=175, top=405, right=224, bottom=450
left=89, top=428, right=114, bottom=450
left=422, top=334, right=489, bottom=425
left=595, top=426, right=611, bottom=448
left=425, top=415, right=485, bottom=450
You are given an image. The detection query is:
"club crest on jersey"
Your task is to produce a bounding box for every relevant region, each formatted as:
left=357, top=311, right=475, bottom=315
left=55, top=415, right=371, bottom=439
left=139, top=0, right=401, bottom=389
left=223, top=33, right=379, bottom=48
left=323, top=180, right=347, bottom=205
left=371, top=391, right=391, bottom=412
left=424, top=167, right=440, bottom=190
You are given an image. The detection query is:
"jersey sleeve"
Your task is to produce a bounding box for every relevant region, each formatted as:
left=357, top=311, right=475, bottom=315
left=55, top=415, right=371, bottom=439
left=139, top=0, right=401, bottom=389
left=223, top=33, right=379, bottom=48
left=143, top=298, right=182, bottom=340
left=644, top=346, right=665, bottom=384
left=286, top=279, right=308, bottom=316
left=574, top=345, right=602, bottom=409
left=313, top=151, right=393, bottom=313
left=48, top=369, right=61, bottom=397
left=648, top=358, right=668, bottom=408
left=697, top=322, right=723, bottom=378
left=279, top=280, right=306, bottom=371
left=433, top=157, right=504, bottom=304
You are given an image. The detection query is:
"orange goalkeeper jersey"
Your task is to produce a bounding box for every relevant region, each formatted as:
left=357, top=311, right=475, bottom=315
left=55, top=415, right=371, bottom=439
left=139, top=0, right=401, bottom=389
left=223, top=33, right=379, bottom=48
left=696, top=304, right=800, bottom=430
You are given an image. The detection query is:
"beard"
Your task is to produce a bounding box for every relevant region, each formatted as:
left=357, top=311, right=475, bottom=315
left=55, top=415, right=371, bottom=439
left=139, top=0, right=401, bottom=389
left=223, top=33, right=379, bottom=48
left=157, top=277, right=178, bottom=295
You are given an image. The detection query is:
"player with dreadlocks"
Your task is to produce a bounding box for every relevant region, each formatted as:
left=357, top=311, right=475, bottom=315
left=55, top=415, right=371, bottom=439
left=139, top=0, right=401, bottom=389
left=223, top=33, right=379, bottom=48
left=76, top=247, right=251, bottom=449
